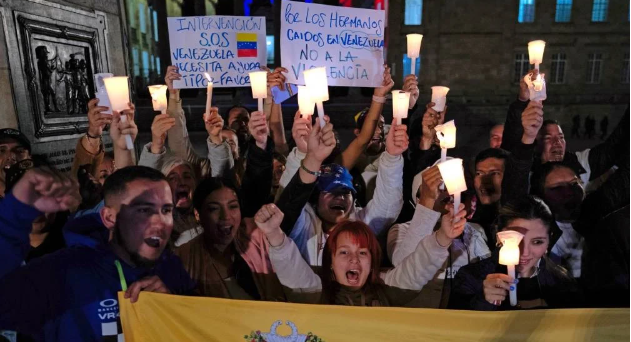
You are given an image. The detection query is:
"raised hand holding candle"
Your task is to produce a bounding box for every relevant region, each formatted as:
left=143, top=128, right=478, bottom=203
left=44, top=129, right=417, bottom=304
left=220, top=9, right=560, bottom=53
left=431, top=86, right=449, bottom=112
left=436, top=158, right=467, bottom=222
left=391, top=90, right=410, bottom=125
left=406, top=34, right=423, bottom=76
left=148, top=85, right=168, bottom=114
left=303, top=67, right=329, bottom=128
left=204, top=72, right=214, bottom=114
left=103, top=76, right=133, bottom=150
left=497, top=230, right=525, bottom=306
left=249, top=71, right=268, bottom=112
left=297, top=85, right=314, bottom=120
left=435, top=120, right=456, bottom=162
left=528, top=40, right=546, bottom=71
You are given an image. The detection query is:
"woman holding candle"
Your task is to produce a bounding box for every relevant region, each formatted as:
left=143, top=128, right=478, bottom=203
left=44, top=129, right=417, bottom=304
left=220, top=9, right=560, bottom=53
left=257, top=202, right=464, bottom=306
left=448, top=196, right=582, bottom=310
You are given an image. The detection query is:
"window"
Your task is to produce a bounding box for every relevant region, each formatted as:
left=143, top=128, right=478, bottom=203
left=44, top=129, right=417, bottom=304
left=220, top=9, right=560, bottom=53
left=591, top=0, right=608, bottom=22
left=156, top=57, right=161, bottom=75
left=586, top=53, right=603, bottom=83
left=550, top=53, right=566, bottom=83
left=142, top=50, right=150, bottom=78
left=402, top=53, right=421, bottom=78
left=514, top=53, right=530, bottom=82
left=266, top=35, right=274, bottom=65
left=139, top=3, right=146, bottom=34
left=132, top=48, right=140, bottom=76
left=622, top=53, right=629, bottom=84
left=518, top=0, right=535, bottom=23
left=404, top=0, right=422, bottom=25
left=153, top=10, right=159, bottom=42
left=555, top=0, right=572, bottom=22
left=128, top=0, right=135, bottom=28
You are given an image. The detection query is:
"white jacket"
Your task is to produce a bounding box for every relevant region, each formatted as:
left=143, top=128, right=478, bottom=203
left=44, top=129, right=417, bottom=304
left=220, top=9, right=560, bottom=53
left=268, top=229, right=450, bottom=302
left=388, top=204, right=491, bottom=280
left=283, top=150, right=405, bottom=266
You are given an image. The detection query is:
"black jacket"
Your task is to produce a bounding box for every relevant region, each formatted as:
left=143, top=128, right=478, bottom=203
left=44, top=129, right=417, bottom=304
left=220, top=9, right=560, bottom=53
left=448, top=251, right=583, bottom=311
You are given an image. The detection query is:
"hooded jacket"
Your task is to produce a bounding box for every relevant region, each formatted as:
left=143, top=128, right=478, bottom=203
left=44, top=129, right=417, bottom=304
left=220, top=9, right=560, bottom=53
left=0, top=193, right=195, bottom=342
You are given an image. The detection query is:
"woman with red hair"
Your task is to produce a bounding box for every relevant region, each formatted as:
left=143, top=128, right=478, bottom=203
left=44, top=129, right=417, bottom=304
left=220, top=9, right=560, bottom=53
left=255, top=202, right=467, bottom=306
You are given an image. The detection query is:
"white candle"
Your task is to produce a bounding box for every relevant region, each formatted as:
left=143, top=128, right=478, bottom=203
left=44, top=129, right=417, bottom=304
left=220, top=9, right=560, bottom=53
left=148, top=85, right=168, bottom=114
left=431, top=86, right=450, bottom=112
left=303, top=67, right=329, bottom=128
left=297, top=85, right=314, bottom=118
left=528, top=40, right=546, bottom=71
left=406, top=34, right=423, bottom=76
left=204, top=72, right=214, bottom=115
left=391, top=90, right=410, bottom=125
left=497, top=230, right=525, bottom=306
left=249, top=71, right=268, bottom=113
left=103, top=76, right=134, bottom=150
left=435, top=119, right=456, bottom=163
left=436, top=158, right=467, bottom=222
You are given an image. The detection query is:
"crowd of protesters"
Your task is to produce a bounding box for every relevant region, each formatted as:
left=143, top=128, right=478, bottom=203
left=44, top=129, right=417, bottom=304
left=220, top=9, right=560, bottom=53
left=0, top=63, right=627, bottom=341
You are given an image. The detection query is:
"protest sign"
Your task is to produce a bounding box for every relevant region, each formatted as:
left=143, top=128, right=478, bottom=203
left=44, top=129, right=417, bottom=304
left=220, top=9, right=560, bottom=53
left=280, top=0, right=385, bottom=87
left=167, top=16, right=267, bottom=88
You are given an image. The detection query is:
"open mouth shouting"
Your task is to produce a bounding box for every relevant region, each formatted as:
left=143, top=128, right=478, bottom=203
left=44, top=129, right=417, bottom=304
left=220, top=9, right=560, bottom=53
left=143, top=235, right=165, bottom=249
left=549, top=148, right=564, bottom=161
left=174, top=188, right=191, bottom=207
left=345, top=269, right=362, bottom=285
left=329, top=202, right=348, bottom=213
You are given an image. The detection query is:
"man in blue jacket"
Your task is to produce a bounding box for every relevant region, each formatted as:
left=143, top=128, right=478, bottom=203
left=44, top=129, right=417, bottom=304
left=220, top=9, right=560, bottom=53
left=0, top=165, right=195, bottom=341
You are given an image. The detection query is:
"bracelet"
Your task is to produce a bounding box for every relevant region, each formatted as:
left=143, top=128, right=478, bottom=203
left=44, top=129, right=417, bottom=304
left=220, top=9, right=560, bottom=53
left=372, top=95, right=386, bottom=104
left=86, top=131, right=101, bottom=140
left=300, top=159, right=321, bottom=177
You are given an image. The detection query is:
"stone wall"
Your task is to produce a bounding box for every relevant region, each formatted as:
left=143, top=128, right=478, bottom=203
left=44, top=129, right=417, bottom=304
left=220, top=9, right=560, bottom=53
left=0, top=0, right=127, bottom=170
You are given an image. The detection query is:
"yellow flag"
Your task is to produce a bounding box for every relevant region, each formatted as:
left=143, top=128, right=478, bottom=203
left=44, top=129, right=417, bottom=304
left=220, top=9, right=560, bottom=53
left=119, top=292, right=629, bottom=341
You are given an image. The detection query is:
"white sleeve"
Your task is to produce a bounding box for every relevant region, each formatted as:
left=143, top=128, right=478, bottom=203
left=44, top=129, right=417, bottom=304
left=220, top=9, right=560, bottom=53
left=274, top=147, right=306, bottom=202
left=387, top=204, right=441, bottom=266
left=268, top=234, right=322, bottom=291
left=381, top=232, right=449, bottom=290
left=357, top=152, right=404, bottom=236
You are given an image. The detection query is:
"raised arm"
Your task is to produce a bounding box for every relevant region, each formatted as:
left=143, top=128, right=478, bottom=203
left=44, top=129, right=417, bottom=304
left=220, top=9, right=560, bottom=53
left=164, top=66, right=211, bottom=176
left=240, top=111, right=275, bottom=218
left=274, top=111, right=311, bottom=201
left=109, top=102, right=138, bottom=169
left=388, top=166, right=442, bottom=266
left=256, top=204, right=322, bottom=302
left=500, top=101, right=543, bottom=205
left=204, top=107, right=234, bottom=177
left=276, top=116, right=336, bottom=236
left=339, top=65, right=393, bottom=170
left=70, top=98, right=108, bottom=180
left=382, top=205, right=466, bottom=290
left=265, top=67, right=289, bottom=155
left=137, top=113, right=176, bottom=170
left=357, top=118, right=408, bottom=235
left=501, top=70, right=536, bottom=153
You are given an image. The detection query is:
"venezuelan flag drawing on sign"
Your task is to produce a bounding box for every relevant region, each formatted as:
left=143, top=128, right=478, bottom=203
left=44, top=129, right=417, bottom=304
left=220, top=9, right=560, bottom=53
left=236, top=33, right=258, bottom=57
left=119, top=292, right=629, bottom=342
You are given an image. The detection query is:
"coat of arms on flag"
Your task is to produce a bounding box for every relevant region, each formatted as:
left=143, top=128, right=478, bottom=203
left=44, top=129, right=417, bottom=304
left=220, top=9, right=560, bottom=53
left=236, top=33, right=258, bottom=57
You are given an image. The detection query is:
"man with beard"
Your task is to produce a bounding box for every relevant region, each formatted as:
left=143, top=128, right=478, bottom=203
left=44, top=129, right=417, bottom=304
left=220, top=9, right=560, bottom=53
left=0, top=166, right=195, bottom=341
left=0, top=129, right=31, bottom=198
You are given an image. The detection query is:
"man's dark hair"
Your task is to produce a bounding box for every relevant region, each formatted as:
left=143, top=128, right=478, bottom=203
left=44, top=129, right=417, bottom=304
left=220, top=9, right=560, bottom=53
left=474, top=148, right=510, bottom=167
left=272, top=152, right=287, bottom=165
left=224, top=105, right=251, bottom=119
left=102, top=166, right=166, bottom=204
left=539, top=119, right=561, bottom=135
left=529, top=161, right=579, bottom=198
